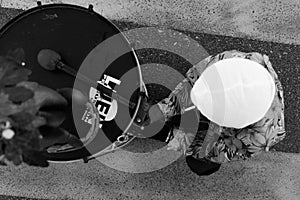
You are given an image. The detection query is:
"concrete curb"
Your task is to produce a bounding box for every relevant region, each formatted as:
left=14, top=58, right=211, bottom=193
left=1, top=0, right=300, bottom=45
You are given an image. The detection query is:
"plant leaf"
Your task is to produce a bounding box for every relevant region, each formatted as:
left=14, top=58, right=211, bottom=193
left=0, top=56, right=31, bottom=87
left=6, top=48, right=25, bottom=64
left=4, top=86, right=34, bottom=104
left=9, top=112, right=35, bottom=128
left=0, top=92, right=22, bottom=116
left=2, top=68, right=32, bottom=86
left=22, top=150, right=49, bottom=167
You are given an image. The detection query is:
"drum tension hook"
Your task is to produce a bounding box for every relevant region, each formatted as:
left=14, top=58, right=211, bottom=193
left=83, top=156, right=93, bottom=163
left=117, top=134, right=128, bottom=143
left=37, top=1, right=42, bottom=6
left=88, top=4, right=94, bottom=11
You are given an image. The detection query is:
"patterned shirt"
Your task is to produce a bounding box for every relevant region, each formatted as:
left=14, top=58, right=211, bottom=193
left=159, top=50, right=286, bottom=164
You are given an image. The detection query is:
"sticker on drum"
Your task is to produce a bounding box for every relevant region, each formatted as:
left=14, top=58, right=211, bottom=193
left=85, top=86, right=119, bottom=124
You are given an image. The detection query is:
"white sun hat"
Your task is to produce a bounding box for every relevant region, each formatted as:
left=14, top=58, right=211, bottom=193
left=190, top=57, right=276, bottom=129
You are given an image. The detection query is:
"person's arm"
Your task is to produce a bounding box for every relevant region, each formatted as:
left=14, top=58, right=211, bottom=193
left=150, top=55, right=213, bottom=123
left=153, top=49, right=250, bottom=122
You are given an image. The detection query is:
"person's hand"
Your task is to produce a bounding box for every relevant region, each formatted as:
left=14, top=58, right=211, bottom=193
left=148, top=104, right=164, bottom=124
left=134, top=102, right=165, bottom=127
left=167, top=129, right=195, bottom=155
left=133, top=92, right=165, bottom=127
left=133, top=93, right=151, bottom=127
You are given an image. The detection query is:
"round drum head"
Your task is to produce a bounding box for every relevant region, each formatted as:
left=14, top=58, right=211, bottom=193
left=0, top=4, right=141, bottom=161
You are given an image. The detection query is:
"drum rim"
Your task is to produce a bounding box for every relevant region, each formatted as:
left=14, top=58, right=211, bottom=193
left=0, top=3, right=121, bottom=36
left=0, top=3, right=144, bottom=162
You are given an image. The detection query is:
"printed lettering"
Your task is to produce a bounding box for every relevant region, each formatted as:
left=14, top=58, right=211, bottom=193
left=82, top=74, right=121, bottom=129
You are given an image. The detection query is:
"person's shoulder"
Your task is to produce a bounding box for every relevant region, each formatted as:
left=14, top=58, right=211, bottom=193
left=189, top=50, right=240, bottom=79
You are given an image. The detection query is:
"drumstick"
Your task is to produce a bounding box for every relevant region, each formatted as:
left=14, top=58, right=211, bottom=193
left=37, top=49, right=136, bottom=109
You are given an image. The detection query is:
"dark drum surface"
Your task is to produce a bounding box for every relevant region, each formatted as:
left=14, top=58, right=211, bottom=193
left=0, top=4, right=140, bottom=161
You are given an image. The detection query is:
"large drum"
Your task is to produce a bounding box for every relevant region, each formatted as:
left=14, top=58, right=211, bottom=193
left=0, top=3, right=146, bottom=162
left=0, top=3, right=200, bottom=164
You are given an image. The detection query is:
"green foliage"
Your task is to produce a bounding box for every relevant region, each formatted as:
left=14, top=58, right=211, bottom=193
left=0, top=49, right=49, bottom=167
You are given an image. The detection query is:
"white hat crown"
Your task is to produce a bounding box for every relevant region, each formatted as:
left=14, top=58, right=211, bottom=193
left=190, top=58, right=276, bottom=129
